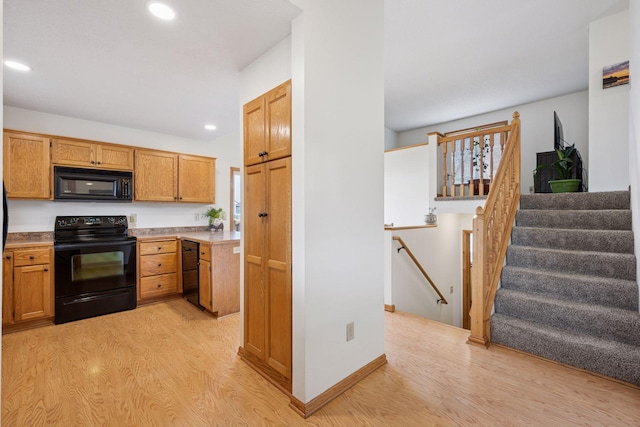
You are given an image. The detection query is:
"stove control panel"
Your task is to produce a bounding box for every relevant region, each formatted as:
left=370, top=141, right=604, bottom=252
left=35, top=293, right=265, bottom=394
left=55, top=216, right=128, bottom=229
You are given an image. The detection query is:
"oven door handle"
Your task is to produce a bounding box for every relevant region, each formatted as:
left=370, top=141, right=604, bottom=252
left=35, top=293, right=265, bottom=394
left=54, top=239, right=136, bottom=251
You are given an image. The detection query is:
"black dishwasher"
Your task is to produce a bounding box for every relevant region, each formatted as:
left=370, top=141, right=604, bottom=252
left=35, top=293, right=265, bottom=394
left=182, top=240, right=202, bottom=308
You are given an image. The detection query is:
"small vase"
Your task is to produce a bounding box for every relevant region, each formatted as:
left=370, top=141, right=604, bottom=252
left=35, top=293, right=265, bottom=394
left=210, top=218, right=224, bottom=232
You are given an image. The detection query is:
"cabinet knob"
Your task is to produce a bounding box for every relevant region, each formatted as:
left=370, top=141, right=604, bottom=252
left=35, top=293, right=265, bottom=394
left=158, top=247, right=162, bottom=250
left=97, top=161, right=102, bottom=165
left=29, top=255, right=35, bottom=260
left=157, top=284, right=162, bottom=288
left=44, top=268, right=49, bottom=272
left=258, top=212, right=268, bottom=218
left=5, top=255, right=11, bottom=260
left=158, top=263, right=162, bottom=267
left=91, top=160, right=95, bottom=164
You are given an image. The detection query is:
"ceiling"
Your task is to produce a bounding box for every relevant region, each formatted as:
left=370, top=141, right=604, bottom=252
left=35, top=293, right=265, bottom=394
left=3, top=0, right=630, bottom=141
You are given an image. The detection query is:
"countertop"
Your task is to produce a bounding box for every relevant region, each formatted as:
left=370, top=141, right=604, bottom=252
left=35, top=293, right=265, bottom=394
left=136, top=231, right=240, bottom=245
left=4, top=230, right=240, bottom=250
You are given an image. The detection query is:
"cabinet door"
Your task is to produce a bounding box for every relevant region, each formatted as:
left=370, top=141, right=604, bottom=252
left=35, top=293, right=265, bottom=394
left=199, top=258, right=213, bottom=312
left=265, top=157, right=292, bottom=378
left=211, top=242, right=240, bottom=317
left=178, top=155, right=215, bottom=203
left=243, top=97, right=266, bottom=166
left=244, top=164, right=267, bottom=358
left=134, top=150, right=178, bottom=201
left=96, top=144, right=134, bottom=170
left=51, top=138, right=95, bottom=167
left=3, top=132, right=51, bottom=199
left=265, top=80, right=292, bottom=162
left=13, top=264, right=52, bottom=322
left=3, top=252, right=14, bottom=325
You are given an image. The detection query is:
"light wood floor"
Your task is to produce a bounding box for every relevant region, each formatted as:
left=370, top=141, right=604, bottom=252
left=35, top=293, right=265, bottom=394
left=3, top=299, right=639, bottom=426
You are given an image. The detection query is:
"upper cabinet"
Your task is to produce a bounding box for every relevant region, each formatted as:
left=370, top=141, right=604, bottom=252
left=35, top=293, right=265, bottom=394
left=52, top=138, right=134, bottom=170
left=178, top=154, right=216, bottom=203
left=3, top=132, right=51, bottom=199
left=243, top=80, right=291, bottom=166
left=134, top=150, right=178, bottom=202
left=135, top=149, right=215, bottom=203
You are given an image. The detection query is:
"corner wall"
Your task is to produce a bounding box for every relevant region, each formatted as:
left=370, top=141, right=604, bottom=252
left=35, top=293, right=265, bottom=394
left=628, top=2, right=640, bottom=310
left=290, top=0, right=385, bottom=403
left=588, top=10, right=630, bottom=192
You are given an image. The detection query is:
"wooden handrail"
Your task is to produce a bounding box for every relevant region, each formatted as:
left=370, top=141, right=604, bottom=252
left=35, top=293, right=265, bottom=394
left=468, top=111, right=521, bottom=347
left=392, top=236, right=448, bottom=305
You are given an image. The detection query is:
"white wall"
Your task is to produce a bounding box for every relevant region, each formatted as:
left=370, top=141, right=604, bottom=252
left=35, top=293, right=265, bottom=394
left=384, top=144, right=429, bottom=227
left=3, top=106, right=241, bottom=231
left=290, top=0, right=385, bottom=403
left=386, top=213, right=473, bottom=328
left=629, top=1, right=640, bottom=310
left=398, top=91, right=589, bottom=195
left=384, top=127, right=398, bottom=150
left=589, top=10, right=630, bottom=192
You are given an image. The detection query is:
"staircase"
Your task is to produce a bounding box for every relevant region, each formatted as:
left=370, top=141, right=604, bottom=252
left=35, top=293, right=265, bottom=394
left=491, top=190, right=640, bottom=386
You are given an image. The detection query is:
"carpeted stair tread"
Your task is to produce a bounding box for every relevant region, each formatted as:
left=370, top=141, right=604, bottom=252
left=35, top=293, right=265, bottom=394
left=515, top=209, right=632, bottom=230
left=491, top=313, right=640, bottom=386
left=520, top=191, right=630, bottom=210
left=495, top=289, right=640, bottom=346
left=507, top=245, right=636, bottom=281
left=511, top=227, right=634, bottom=253
left=501, top=265, right=639, bottom=311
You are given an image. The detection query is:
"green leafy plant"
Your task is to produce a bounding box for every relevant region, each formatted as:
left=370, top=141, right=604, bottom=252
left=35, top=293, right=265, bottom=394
left=534, top=144, right=576, bottom=180
left=205, top=207, right=226, bottom=225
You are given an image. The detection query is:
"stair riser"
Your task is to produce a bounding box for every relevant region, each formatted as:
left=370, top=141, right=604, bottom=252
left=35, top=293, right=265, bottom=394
left=520, top=191, right=630, bottom=210
left=491, top=317, right=640, bottom=386
left=506, top=246, right=637, bottom=281
left=500, top=267, right=639, bottom=311
left=495, top=291, right=640, bottom=346
left=511, top=228, right=634, bottom=254
left=516, top=210, right=632, bottom=230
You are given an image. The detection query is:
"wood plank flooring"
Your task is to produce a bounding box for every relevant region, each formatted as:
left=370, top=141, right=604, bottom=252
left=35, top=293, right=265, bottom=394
left=3, top=300, right=639, bottom=426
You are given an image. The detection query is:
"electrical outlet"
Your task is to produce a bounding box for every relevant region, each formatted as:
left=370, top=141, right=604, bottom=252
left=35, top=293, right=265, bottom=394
left=233, top=246, right=240, bottom=254
left=194, top=213, right=199, bottom=221
left=346, top=322, right=354, bottom=341
left=450, top=285, right=454, bottom=294
left=128, top=214, right=137, bottom=224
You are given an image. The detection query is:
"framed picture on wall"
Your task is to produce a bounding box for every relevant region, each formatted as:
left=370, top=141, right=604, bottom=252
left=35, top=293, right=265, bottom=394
left=603, top=60, right=629, bottom=89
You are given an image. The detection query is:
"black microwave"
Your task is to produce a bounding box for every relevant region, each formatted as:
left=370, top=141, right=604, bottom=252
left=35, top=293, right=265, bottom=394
left=54, top=166, right=133, bottom=202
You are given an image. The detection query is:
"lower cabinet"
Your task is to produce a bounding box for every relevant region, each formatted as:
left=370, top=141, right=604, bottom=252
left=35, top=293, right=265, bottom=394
left=2, top=246, right=54, bottom=328
left=198, top=241, right=240, bottom=317
left=138, top=238, right=179, bottom=300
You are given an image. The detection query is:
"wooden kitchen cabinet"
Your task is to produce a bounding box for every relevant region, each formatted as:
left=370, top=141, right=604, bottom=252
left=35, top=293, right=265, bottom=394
left=2, top=246, right=54, bottom=328
left=178, top=154, right=216, bottom=203
left=135, top=149, right=215, bottom=203
left=3, top=131, right=51, bottom=199
left=138, top=238, right=179, bottom=300
left=243, top=156, right=292, bottom=391
left=243, top=80, right=291, bottom=166
left=51, top=138, right=134, bottom=170
left=198, top=241, right=240, bottom=317
left=134, top=150, right=178, bottom=202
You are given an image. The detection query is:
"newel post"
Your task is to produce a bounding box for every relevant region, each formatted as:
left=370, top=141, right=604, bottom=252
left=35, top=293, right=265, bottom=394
left=468, top=206, right=489, bottom=347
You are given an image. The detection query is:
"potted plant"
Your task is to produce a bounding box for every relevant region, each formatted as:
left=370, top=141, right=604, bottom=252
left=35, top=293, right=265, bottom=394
left=534, top=144, right=581, bottom=193
left=205, top=207, right=226, bottom=232
left=471, top=135, right=491, bottom=195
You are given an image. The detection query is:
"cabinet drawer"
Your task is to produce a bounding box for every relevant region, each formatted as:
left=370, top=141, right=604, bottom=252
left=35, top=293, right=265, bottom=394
left=139, top=240, right=177, bottom=255
left=13, top=249, right=50, bottom=267
left=199, top=244, right=211, bottom=261
left=140, top=253, right=177, bottom=276
left=140, top=273, right=178, bottom=299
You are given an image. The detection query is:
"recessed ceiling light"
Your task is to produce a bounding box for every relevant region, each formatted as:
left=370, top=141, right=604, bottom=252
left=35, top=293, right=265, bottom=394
left=204, top=124, right=217, bottom=131
left=4, top=60, right=31, bottom=72
left=147, top=2, right=176, bottom=21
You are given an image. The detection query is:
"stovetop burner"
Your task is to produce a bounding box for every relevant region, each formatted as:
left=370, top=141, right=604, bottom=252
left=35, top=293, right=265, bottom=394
left=54, top=215, right=132, bottom=243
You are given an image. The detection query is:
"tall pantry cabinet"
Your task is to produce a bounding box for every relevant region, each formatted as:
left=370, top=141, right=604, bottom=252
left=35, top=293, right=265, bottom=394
left=241, top=80, right=292, bottom=393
